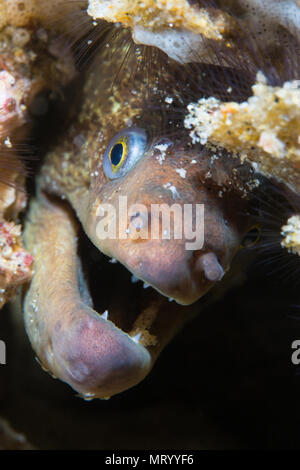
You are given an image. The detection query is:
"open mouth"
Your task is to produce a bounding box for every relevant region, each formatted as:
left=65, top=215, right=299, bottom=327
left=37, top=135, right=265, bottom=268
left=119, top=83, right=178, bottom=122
left=23, top=195, right=201, bottom=399
left=77, top=224, right=200, bottom=350
left=78, top=226, right=167, bottom=348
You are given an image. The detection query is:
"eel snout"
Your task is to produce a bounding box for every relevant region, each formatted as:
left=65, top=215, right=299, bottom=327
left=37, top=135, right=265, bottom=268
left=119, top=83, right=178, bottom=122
left=84, top=147, right=243, bottom=306
left=23, top=195, right=153, bottom=399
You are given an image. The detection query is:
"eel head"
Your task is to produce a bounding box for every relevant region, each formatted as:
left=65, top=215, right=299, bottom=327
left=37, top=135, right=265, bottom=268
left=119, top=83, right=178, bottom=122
left=23, top=34, right=254, bottom=398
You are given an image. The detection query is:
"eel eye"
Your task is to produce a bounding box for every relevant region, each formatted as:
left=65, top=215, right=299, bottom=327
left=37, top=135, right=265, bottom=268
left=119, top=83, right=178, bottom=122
left=103, top=127, right=147, bottom=179
left=241, top=224, right=261, bottom=248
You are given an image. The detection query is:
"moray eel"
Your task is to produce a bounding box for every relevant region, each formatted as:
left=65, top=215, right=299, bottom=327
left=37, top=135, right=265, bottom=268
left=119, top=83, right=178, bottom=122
left=23, top=28, right=257, bottom=399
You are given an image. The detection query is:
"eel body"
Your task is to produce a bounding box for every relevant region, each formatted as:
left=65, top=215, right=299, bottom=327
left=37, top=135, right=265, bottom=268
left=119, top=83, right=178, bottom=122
left=23, top=28, right=257, bottom=398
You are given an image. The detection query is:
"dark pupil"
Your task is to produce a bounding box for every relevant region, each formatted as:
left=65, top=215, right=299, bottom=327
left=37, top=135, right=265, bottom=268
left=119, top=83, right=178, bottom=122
left=110, top=143, right=124, bottom=166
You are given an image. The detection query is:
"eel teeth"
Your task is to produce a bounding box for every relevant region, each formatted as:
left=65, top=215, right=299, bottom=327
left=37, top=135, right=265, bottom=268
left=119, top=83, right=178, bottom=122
left=109, top=258, right=118, bottom=264
left=131, top=274, right=139, bottom=283
left=130, top=332, right=142, bottom=344
left=101, top=310, right=108, bottom=320
left=143, top=282, right=150, bottom=289
left=80, top=393, right=96, bottom=402
left=168, top=297, right=174, bottom=302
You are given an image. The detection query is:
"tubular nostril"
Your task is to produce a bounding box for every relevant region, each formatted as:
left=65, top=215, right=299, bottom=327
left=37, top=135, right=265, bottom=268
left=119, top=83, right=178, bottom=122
left=130, top=211, right=141, bottom=227
left=195, top=252, right=224, bottom=282
left=129, top=211, right=148, bottom=230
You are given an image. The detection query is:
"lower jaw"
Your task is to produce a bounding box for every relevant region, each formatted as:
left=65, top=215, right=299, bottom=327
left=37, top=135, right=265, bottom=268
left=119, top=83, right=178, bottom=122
left=23, top=195, right=203, bottom=398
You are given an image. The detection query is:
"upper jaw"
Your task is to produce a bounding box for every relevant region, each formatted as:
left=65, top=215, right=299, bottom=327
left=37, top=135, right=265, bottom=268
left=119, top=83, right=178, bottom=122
left=83, top=223, right=228, bottom=306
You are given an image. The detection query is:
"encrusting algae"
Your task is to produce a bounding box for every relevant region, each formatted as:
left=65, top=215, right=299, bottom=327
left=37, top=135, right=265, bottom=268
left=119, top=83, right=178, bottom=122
left=87, top=0, right=231, bottom=39
left=0, top=0, right=86, bottom=30
left=87, top=0, right=233, bottom=64
left=0, top=0, right=78, bottom=308
left=281, top=215, right=300, bottom=256
left=184, top=73, right=300, bottom=195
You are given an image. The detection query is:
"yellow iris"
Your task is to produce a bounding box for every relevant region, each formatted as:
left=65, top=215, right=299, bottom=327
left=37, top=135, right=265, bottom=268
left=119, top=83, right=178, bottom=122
left=240, top=224, right=261, bottom=249
left=109, top=137, right=128, bottom=172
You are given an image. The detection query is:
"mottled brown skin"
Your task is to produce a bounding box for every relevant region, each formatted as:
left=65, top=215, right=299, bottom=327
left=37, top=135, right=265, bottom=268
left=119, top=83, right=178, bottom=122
left=23, top=29, right=255, bottom=398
